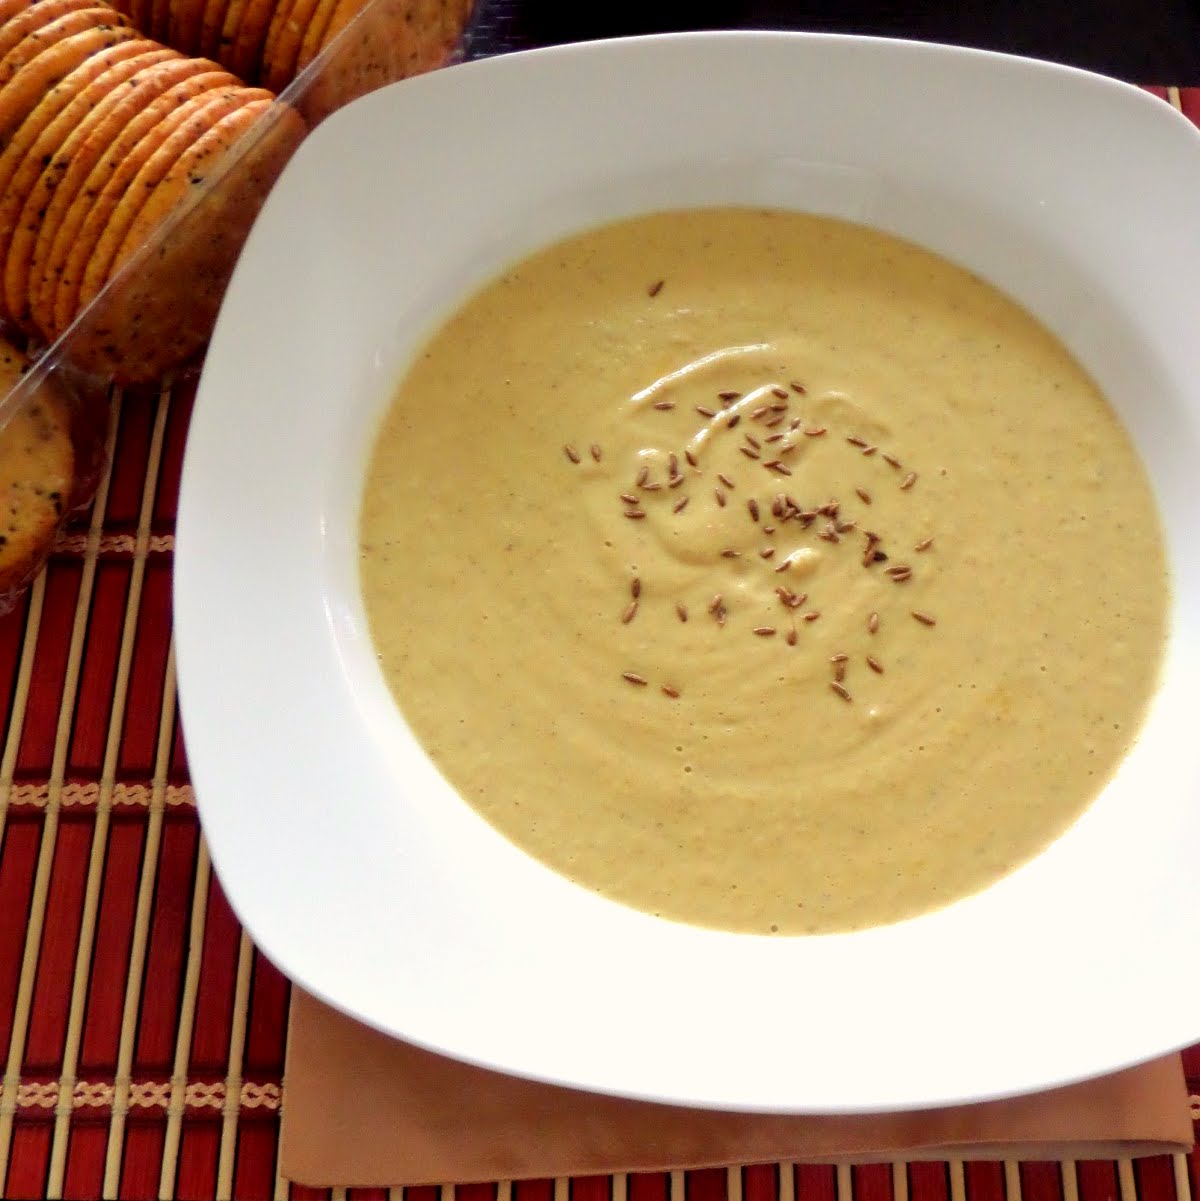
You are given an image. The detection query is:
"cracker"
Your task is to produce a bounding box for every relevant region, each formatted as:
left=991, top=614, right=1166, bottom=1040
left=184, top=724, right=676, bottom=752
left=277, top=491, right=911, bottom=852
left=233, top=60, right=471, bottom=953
left=0, top=0, right=98, bottom=69
left=43, top=67, right=234, bottom=339
left=197, top=0, right=233, bottom=60
left=230, top=0, right=275, bottom=81
left=215, top=0, right=248, bottom=68
left=2, top=42, right=169, bottom=333
left=0, top=0, right=32, bottom=30
left=0, top=335, right=75, bottom=601
left=149, top=0, right=173, bottom=42
left=257, top=0, right=297, bottom=90
left=169, top=0, right=211, bottom=56
left=66, top=98, right=305, bottom=382
left=263, top=0, right=317, bottom=89
left=294, top=0, right=338, bottom=75
left=74, top=86, right=267, bottom=318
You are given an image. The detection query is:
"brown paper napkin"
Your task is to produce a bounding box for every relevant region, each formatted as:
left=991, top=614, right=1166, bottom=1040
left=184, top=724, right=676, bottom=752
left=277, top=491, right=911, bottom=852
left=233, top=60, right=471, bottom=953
left=279, top=991, right=1194, bottom=1188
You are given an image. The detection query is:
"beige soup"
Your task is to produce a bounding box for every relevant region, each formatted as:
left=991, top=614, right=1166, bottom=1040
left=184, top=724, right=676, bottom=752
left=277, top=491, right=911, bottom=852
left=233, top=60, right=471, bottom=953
left=360, top=209, right=1168, bottom=935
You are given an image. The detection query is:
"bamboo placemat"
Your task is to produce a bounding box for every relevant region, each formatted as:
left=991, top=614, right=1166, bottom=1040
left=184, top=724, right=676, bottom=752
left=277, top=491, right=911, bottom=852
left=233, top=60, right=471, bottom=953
left=0, top=83, right=1198, bottom=1201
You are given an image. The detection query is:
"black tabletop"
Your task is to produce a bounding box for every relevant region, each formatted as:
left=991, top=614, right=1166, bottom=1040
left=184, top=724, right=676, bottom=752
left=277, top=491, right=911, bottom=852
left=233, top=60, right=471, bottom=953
left=466, top=0, right=1200, bottom=85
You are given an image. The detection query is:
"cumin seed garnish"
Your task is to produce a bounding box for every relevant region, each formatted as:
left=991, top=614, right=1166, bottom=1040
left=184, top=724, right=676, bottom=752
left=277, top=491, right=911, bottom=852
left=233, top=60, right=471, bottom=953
left=762, top=524, right=776, bottom=534
left=623, top=671, right=648, bottom=685
left=661, top=685, right=680, bottom=698
left=901, top=472, right=918, bottom=490
left=714, top=488, right=727, bottom=507
left=885, top=564, right=912, bottom=577
left=631, top=577, right=642, bottom=599
left=590, top=444, right=602, bottom=462
left=786, top=627, right=798, bottom=645
left=817, top=528, right=839, bottom=543
left=719, top=390, right=741, bottom=401
left=752, top=405, right=771, bottom=419
left=803, top=610, right=821, bottom=622
left=765, top=460, right=792, bottom=476
left=771, top=387, right=789, bottom=400
left=727, top=414, right=741, bottom=429
left=830, top=653, right=848, bottom=663
left=707, top=593, right=723, bottom=614
left=672, top=496, right=689, bottom=514
left=855, top=487, right=872, bottom=505
left=774, top=556, right=794, bottom=573
left=763, top=415, right=785, bottom=428
left=882, top=452, right=901, bottom=468
left=744, top=434, right=762, bottom=450
left=676, top=602, right=688, bottom=622
left=696, top=406, right=716, bottom=418
left=620, top=492, right=639, bottom=505
left=636, top=465, right=649, bottom=487
left=669, top=475, right=686, bottom=489
left=915, top=536, right=934, bottom=551
left=790, top=381, right=806, bottom=394
left=747, top=498, right=760, bottom=522
left=759, top=547, right=775, bottom=559
left=912, top=610, right=937, bottom=626
left=830, top=681, right=852, bottom=702
left=642, top=482, right=663, bottom=491
left=685, top=449, right=699, bottom=468
left=648, top=279, right=664, bottom=297
left=754, top=626, right=777, bottom=637
left=668, top=453, right=679, bottom=477
left=770, top=402, right=789, bottom=413
left=775, top=586, right=796, bottom=605
left=846, top=436, right=868, bottom=448
left=624, top=510, right=646, bottom=520
left=621, top=601, right=639, bottom=624
left=717, top=473, right=736, bottom=489
left=653, top=400, right=675, bottom=411
left=779, top=442, right=798, bottom=457
left=833, top=661, right=846, bottom=683
left=564, top=444, right=581, bottom=464
left=868, top=611, right=880, bottom=634
left=790, top=417, right=804, bottom=430
left=739, top=446, right=761, bottom=461
left=866, top=655, right=884, bottom=674
left=720, top=549, right=740, bottom=559
left=861, top=445, right=878, bottom=457
left=716, top=605, right=728, bottom=628
left=765, top=433, right=785, bottom=443
left=803, top=426, right=827, bottom=437
left=836, top=520, right=856, bottom=533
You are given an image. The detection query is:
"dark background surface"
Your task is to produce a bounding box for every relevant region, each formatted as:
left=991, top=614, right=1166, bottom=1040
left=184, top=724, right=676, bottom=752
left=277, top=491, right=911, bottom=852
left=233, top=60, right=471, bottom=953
left=466, top=0, right=1200, bottom=83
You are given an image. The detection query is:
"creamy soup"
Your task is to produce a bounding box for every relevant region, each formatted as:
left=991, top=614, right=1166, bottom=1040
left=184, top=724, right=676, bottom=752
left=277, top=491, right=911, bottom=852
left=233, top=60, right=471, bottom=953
left=359, top=209, right=1168, bottom=935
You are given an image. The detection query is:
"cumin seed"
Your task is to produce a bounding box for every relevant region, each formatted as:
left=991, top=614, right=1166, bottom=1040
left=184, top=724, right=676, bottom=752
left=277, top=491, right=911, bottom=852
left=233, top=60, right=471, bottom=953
left=739, top=446, right=761, bottom=460
left=668, top=453, right=679, bottom=477
left=882, top=452, right=901, bottom=468
left=753, top=626, right=776, bottom=637
left=676, top=602, right=688, bottom=622
left=717, top=473, right=736, bottom=489
left=790, top=381, right=806, bottom=394
left=830, top=653, right=848, bottom=663
left=707, top=594, right=723, bottom=614
left=719, top=390, right=741, bottom=401
left=771, top=387, right=789, bottom=400
left=714, top=488, right=727, bottom=507
left=744, top=434, right=762, bottom=449
left=752, top=405, right=771, bottom=419
left=720, top=549, right=739, bottom=558
left=590, top=443, right=602, bottom=461
left=642, top=482, right=662, bottom=491
left=624, top=510, right=646, bottom=520
left=669, top=474, right=686, bottom=488
left=564, top=444, right=581, bottom=463
left=696, top=406, right=716, bottom=418
left=866, top=655, right=884, bottom=674
left=661, top=684, right=680, bottom=698
left=862, top=445, right=878, bottom=456
left=747, top=498, right=760, bottom=522
left=803, top=610, right=821, bottom=622
left=786, top=627, right=798, bottom=645
left=672, top=496, right=689, bottom=513
left=912, top=610, right=937, bottom=626
left=636, top=465, right=649, bottom=487
left=763, top=415, right=785, bottom=428
left=653, top=400, right=675, bottom=411
left=868, top=611, right=879, bottom=634
left=915, top=536, right=934, bottom=552
left=855, top=488, right=872, bottom=505
left=765, top=433, right=785, bottom=443
left=631, top=577, right=641, bottom=599
left=648, top=279, right=664, bottom=297
left=834, top=661, right=846, bottom=683
left=621, top=601, right=638, bottom=624
left=727, top=414, right=741, bottom=429
left=830, top=681, right=852, bottom=702
left=685, top=449, right=699, bottom=468
left=766, top=460, right=792, bottom=476
left=620, top=492, right=639, bottom=505
left=759, top=547, right=775, bottom=559
left=846, top=436, right=868, bottom=448
left=804, top=426, right=827, bottom=437
left=901, top=472, right=918, bottom=490
left=623, top=671, right=647, bottom=685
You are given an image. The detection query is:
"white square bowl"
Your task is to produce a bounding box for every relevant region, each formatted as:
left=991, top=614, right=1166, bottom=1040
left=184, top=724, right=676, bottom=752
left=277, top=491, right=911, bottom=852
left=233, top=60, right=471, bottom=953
left=176, top=32, right=1200, bottom=1112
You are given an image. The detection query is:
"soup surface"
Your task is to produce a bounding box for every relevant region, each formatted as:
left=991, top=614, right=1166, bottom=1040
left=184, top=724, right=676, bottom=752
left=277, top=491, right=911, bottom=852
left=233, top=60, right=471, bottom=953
left=359, top=208, right=1168, bottom=935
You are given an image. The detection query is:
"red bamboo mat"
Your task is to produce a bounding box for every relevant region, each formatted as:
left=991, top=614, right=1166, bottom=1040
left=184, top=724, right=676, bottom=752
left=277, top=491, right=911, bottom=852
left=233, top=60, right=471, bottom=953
left=1, top=82, right=1200, bottom=1201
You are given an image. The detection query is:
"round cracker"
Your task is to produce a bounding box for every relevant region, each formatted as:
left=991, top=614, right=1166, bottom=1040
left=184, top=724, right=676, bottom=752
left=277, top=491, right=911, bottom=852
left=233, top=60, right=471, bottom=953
left=257, top=0, right=299, bottom=91
left=0, top=0, right=32, bottom=31
left=2, top=42, right=170, bottom=333
left=198, top=0, right=234, bottom=59
left=214, top=0, right=247, bottom=68
left=40, top=65, right=234, bottom=338
left=0, top=0, right=99, bottom=67
left=73, top=86, right=267, bottom=322
left=294, top=0, right=338, bottom=75
left=0, top=334, right=75, bottom=600
left=263, top=0, right=318, bottom=90
left=149, top=0, right=173, bottom=42
left=169, top=0, right=212, bottom=57
left=67, top=100, right=305, bottom=382
left=229, top=0, right=274, bottom=81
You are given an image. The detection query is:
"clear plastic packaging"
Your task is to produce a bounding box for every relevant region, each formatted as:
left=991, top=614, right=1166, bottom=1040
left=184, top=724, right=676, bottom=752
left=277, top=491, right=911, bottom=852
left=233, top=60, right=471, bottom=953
left=0, top=0, right=478, bottom=611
